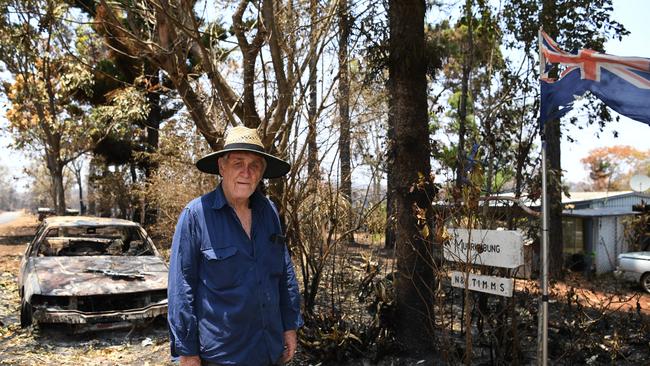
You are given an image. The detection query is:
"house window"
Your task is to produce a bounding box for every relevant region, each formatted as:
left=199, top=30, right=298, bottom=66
left=562, top=217, right=584, bottom=255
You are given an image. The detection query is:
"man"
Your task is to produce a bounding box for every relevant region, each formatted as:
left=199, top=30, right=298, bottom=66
left=168, top=126, right=303, bottom=366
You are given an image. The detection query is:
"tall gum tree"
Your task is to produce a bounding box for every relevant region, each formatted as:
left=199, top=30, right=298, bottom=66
left=95, top=0, right=338, bottom=153
left=338, top=0, right=352, bottom=244
left=388, top=0, right=436, bottom=352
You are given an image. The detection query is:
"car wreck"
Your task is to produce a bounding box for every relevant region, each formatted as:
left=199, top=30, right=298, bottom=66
left=18, top=216, right=168, bottom=332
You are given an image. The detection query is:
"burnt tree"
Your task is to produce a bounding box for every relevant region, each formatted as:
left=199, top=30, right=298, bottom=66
left=388, top=0, right=435, bottom=352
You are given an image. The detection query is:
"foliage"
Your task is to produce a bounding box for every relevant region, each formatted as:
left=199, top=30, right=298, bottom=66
left=284, top=178, right=356, bottom=314
left=87, top=161, right=135, bottom=218
left=140, top=117, right=215, bottom=246
left=299, top=256, right=398, bottom=363
left=580, top=145, right=650, bottom=191
left=0, top=0, right=111, bottom=213
left=0, top=164, right=20, bottom=211
left=90, top=87, right=150, bottom=130
left=624, top=205, right=650, bottom=252
left=25, top=162, right=69, bottom=208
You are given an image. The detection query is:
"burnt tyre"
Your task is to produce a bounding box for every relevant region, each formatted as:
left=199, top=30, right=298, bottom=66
left=20, top=299, right=32, bottom=328
left=641, top=272, right=650, bottom=294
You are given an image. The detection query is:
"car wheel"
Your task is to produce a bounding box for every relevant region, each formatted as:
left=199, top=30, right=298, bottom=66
left=642, top=273, right=650, bottom=294
left=20, top=299, right=32, bottom=328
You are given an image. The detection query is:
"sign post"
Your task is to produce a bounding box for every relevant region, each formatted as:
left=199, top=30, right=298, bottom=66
left=444, top=228, right=524, bottom=298
left=450, top=271, right=514, bottom=297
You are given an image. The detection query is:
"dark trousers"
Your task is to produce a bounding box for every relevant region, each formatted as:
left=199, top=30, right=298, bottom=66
left=201, top=361, right=282, bottom=366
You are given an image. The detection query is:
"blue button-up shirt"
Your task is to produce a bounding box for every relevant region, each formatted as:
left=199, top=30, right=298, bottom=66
left=167, top=185, right=303, bottom=365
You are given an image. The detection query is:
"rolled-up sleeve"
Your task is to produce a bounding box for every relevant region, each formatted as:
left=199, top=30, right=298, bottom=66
left=168, top=207, right=200, bottom=356
left=279, top=244, right=303, bottom=331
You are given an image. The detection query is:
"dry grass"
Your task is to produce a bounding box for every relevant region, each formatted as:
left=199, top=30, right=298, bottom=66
left=0, top=211, right=38, bottom=238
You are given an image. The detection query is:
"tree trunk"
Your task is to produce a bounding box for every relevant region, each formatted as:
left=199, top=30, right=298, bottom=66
left=52, top=163, right=66, bottom=215
left=72, top=161, right=84, bottom=214
left=384, top=123, right=396, bottom=250
left=172, top=76, right=220, bottom=150
left=307, top=0, right=319, bottom=179
left=388, top=0, right=434, bottom=352
left=45, top=149, right=66, bottom=215
left=455, top=0, right=474, bottom=193
left=143, top=73, right=161, bottom=225
left=77, top=177, right=84, bottom=214
left=338, top=0, right=352, bottom=245
left=87, top=158, right=98, bottom=215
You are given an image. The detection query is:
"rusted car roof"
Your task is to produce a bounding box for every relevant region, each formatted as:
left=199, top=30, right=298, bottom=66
left=42, top=216, right=141, bottom=227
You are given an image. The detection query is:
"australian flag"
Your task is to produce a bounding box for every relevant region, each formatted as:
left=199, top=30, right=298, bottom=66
left=539, top=30, right=650, bottom=128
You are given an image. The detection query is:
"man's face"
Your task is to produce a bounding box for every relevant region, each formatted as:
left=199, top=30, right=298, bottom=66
left=218, top=151, right=266, bottom=203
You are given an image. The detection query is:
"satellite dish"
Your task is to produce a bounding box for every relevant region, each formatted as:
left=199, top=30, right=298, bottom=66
left=630, top=175, right=650, bottom=192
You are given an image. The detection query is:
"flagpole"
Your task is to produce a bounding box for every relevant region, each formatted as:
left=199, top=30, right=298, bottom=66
left=537, top=28, right=549, bottom=366
left=539, top=136, right=549, bottom=365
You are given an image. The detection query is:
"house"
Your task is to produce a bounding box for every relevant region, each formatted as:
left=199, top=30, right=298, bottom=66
left=561, top=191, right=649, bottom=275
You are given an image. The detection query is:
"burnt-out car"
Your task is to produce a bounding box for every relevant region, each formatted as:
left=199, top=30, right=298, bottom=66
left=18, top=216, right=168, bottom=331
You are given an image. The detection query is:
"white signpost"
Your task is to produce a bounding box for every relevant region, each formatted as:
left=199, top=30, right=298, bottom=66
left=444, top=228, right=524, bottom=269
left=450, top=271, right=514, bottom=297
left=445, top=228, right=524, bottom=298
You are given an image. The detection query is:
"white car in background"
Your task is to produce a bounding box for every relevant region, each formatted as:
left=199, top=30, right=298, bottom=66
left=615, top=252, right=650, bottom=294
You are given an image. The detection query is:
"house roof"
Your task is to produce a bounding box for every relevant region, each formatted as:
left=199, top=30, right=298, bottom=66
left=562, top=207, right=639, bottom=217
left=485, top=191, right=649, bottom=207
left=562, top=191, right=650, bottom=204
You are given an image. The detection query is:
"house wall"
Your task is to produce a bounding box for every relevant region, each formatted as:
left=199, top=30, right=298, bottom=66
left=584, top=218, right=595, bottom=273
left=594, top=216, right=632, bottom=274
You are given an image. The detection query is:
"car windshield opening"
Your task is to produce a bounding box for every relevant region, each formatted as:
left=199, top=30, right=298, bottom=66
left=37, top=226, right=154, bottom=257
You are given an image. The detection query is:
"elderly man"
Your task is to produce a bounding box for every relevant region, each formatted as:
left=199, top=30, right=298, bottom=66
left=167, top=126, right=302, bottom=366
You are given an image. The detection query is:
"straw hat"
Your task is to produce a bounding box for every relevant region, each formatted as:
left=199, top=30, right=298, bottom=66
left=195, top=126, right=290, bottom=178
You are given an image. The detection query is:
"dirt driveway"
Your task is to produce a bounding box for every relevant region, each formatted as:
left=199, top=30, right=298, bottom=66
left=0, top=213, right=172, bottom=366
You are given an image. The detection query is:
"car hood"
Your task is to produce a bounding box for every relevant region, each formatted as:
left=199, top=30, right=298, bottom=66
left=619, top=251, right=650, bottom=261
left=31, top=256, right=168, bottom=296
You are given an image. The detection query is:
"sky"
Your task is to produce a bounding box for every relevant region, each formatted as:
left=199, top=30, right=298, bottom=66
left=561, top=0, right=650, bottom=184
left=1, top=0, right=648, bottom=192
left=0, top=108, right=30, bottom=192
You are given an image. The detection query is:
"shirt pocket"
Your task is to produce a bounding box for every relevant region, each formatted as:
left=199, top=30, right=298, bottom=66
left=201, top=246, right=241, bottom=290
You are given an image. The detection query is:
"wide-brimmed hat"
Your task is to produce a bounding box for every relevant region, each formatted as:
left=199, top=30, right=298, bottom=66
left=195, top=126, right=290, bottom=178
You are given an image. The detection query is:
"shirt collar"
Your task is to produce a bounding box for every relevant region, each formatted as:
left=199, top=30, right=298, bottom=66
left=212, top=183, right=264, bottom=211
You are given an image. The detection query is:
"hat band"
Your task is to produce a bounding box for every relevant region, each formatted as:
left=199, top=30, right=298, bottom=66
left=223, top=142, right=266, bottom=154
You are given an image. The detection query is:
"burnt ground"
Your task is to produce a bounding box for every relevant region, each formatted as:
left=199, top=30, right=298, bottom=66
left=1, top=212, right=649, bottom=365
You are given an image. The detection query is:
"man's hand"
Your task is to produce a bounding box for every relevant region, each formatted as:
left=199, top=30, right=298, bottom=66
left=179, top=355, right=201, bottom=366
left=280, top=329, right=297, bottom=363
